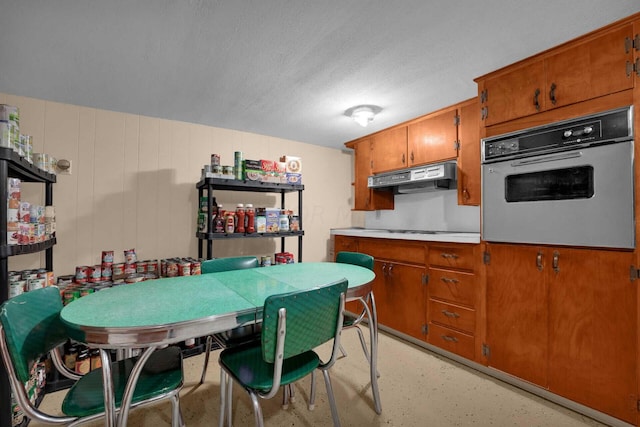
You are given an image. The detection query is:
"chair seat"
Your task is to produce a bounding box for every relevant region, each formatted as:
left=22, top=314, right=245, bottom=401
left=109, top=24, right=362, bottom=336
left=213, top=323, right=262, bottom=348
left=62, top=346, right=183, bottom=417
left=219, top=341, right=319, bottom=391
left=342, top=313, right=359, bottom=328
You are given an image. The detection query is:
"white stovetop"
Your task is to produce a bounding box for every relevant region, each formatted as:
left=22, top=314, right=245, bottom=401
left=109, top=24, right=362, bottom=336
left=330, top=228, right=481, bottom=244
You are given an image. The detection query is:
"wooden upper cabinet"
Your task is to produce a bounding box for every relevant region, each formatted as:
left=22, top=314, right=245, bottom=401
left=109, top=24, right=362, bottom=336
left=351, top=138, right=394, bottom=211
left=407, top=107, right=458, bottom=166
left=456, top=99, right=480, bottom=206
left=477, top=22, right=634, bottom=127
left=371, top=126, right=407, bottom=174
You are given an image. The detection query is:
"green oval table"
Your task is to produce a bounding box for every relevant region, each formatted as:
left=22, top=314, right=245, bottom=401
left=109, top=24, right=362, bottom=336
left=60, top=262, right=380, bottom=425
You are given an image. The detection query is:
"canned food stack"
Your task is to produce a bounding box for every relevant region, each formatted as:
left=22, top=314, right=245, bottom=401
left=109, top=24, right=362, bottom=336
left=8, top=268, right=56, bottom=299
left=0, top=104, right=20, bottom=152
left=6, top=178, right=53, bottom=245
left=160, top=257, right=201, bottom=277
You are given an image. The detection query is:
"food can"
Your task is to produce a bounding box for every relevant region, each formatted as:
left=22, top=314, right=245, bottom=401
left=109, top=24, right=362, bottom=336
left=87, top=265, right=102, bottom=283
left=178, top=260, right=191, bottom=276
left=9, top=281, right=25, bottom=298
left=28, top=277, right=46, bottom=291
left=136, top=260, right=148, bottom=274
left=101, top=262, right=113, bottom=278
left=124, top=248, right=137, bottom=264
left=147, top=260, right=158, bottom=275
left=102, top=250, right=114, bottom=263
left=75, top=266, right=89, bottom=281
left=8, top=271, right=21, bottom=282
left=211, top=154, right=221, bottom=166
left=222, top=165, right=233, bottom=177
left=234, top=151, right=243, bottom=179
left=166, top=261, right=178, bottom=277
left=190, top=260, right=201, bottom=275
left=124, top=263, right=136, bottom=275
left=125, top=273, right=146, bottom=284
left=261, top=256, right=271, bottom=267
left=112, top=263, right=125, bottom=278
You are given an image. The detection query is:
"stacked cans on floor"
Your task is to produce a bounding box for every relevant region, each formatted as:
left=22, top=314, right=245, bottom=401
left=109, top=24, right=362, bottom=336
left=8, top=268, right=56, bottom=299
left=160, top=257, right=201, bottom=277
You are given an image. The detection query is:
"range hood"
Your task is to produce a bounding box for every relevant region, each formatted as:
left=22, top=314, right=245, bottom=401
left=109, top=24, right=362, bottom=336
left=367, top=161, right=457, bottom=194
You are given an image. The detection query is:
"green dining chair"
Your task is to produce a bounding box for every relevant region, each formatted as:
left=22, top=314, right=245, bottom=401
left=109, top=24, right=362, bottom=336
left=199, top=256, right=261, bottom=384
left=218, top=278, right=348, bottom=427
left=335, top=251, right=376, bottom=367
left=0, top=286, right=185, bottom=426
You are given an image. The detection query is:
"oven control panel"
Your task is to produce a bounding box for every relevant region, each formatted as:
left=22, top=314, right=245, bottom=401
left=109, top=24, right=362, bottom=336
left=481, top=106, right=632, bottom=163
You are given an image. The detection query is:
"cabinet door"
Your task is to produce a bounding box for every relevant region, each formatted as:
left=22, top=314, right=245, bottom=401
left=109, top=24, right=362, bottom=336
left=371, top=126, right=408, bottom=174
left=372, top=260, right=426, bottom=340
left=480, top=60, right=545, bottom=126
left=548, top=248, right=637, bottom=424
left=485, top=243, right=548, bottom=387
left=407, top=108, right=458, bottom=167
left=333, top=235, right=358, bottom=255
left=545, top=24, right=634, bottom=109
left=457, top=99, right=480, bottom=206
left=353, top=138, right=394, bottom=211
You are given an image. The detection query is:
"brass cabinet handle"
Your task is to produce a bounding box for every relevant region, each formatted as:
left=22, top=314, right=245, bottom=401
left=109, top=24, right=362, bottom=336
left=441, top=309, right=460, bottom=319
left=381, top=263, right=387, bottom=276
left=440, top=277, right=459, bottom=284
left=462, top=188, right=470, bottom=200
left=441, top=335, right=458, bottom=343
left=549, top=83, right=557, bottom=105
left=533, top=88, right=541, bottom=111
left=552, top=251, right=560, bottom=274
left=387, top=263, right=394, bottom=276
left=536, top=251, right=543, bottom=271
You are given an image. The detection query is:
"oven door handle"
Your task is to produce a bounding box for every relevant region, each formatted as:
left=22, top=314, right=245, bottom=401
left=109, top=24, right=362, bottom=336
left=510, top=151, right=583, bottom=167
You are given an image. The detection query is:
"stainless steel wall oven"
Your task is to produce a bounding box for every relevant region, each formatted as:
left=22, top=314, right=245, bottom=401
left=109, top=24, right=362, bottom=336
left=481, top=106, right=634, bottom=249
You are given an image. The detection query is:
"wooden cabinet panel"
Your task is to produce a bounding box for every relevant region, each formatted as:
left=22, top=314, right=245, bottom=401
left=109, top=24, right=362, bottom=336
left=479, top=60, right=545, bottom=126
left=351, top=138, right=394, bottom=211
left=371, top=126, right=407, bottom=174
left=428, top=244, right=475, bottom=272
left=428, top=323, right=475, bottom=360
left=545, top=24, right=633, bottom=109
left=457, top=99, right=480, bottom=206
left=429, top=300, right=475, bottom=334
left=485, top=243, right=548, bottom=387
left=372, top=260, right=426, bottom=340
left=359, top=238, right=426, bottom=265
left=548, top=248, right=636, bottom=423
left=407, top=108, right=458, bottom=167
left=428, top=268, right=476, bottom=307
left=333, top=235, right=358, bottom=255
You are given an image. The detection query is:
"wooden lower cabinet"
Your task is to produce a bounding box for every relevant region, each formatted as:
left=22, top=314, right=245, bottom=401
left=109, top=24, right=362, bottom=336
left=485, top=243, right=637, bottom=425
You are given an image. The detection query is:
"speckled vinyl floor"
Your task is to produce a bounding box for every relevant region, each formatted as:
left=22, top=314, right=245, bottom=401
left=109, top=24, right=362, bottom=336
left=31, top=330, right=611, bottom=427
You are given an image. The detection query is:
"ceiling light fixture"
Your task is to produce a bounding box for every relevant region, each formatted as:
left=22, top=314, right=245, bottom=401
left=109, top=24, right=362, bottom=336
left=345, top=105, right=382, bottom=127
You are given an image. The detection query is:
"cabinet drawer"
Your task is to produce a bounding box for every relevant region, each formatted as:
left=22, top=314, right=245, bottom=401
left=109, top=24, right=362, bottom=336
left=428, top=268, right=476, bottom=307
left=429, top=300, right=475, bottom=334
left=428, top=323, right=475, bottom=360
left=428, top=244, right=475, bottom=271
left=359, top=238, right=426, bottom=264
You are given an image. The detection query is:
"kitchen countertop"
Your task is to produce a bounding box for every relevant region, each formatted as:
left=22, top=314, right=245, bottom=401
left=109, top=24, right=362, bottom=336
left=331, top=228, right=481, bottom=244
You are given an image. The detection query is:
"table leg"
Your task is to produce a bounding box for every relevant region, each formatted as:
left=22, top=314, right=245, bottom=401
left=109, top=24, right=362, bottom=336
left=116, top=346, right=158, bottom=427
left=365, top=292, right=382, bottom=414
left=99, top=349, right=116, bottom=427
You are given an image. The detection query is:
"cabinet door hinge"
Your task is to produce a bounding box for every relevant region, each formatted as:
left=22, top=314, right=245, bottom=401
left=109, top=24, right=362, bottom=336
left=482, top=343, right=491, bottom=359
left=453, top=140, right=460, bottom=151
left=453, top=115, right=460, bottom=126
left=480, top=106, right=489, bottom=121
left=626, top=58, right=640, bottom=77
left=480, top=89, right=488, bottom=103
left=422, top=324, right=429, bottom=335
left=483, top=251, right=491, bottom=265
left=630, top=265, right=640, bottom=282
left=422, top=273, right=429, bottom=285
left=625, top=35, right=640, bottom=53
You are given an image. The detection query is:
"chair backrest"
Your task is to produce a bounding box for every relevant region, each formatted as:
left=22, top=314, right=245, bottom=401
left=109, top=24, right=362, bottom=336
left=261, top=279, right=348, bottom=363
left=201, top=256, right=259, bottom=274
left=0, top=287, right=67, bottom=383
left=336, top=251, right=374, bottom=271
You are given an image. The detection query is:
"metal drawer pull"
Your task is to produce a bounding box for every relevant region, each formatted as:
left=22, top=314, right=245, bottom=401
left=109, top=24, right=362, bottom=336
left=536, top=251, right=543, bottom=271
left=441, top=310, right=460, bottom=319
left=441, top=335, right=458, bottom=343
left=440, top=277, right=459, bottom=284
left=440, top=253, right=458, bottom=259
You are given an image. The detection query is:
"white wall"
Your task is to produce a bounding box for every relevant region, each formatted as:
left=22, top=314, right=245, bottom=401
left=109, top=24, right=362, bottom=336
left=365, top=189, right=480, bottom=232
left=2, top=93, right=357, bottom=275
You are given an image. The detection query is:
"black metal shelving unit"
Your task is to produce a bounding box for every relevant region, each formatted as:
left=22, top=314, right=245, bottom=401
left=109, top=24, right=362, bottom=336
left=196, top=178, right=304, bottom=261
left=0, top=147, right=56, bottom=427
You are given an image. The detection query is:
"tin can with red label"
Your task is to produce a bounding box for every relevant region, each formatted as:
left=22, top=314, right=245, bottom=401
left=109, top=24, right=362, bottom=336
left=124, top=248, right=137, bottom=264
left=147, top=260, right=158, bottom=275
left=112, top=263, right=125, bottom=279
left=102, top=250, right=114, bottom=264
left=87, top=265, right=102, bottom=283
left=101, top=263, right=113, bottom=279
left=178, top=260, right=191, bottom=276
left=166, top=260, right=178, bottom=277
left=190, top=260, right=201, bottom=275
left=136, top=260, right=148, bottom=274
left=124, top=263, right=136, bottom=275
left=75, top=266, right=89, bottom=282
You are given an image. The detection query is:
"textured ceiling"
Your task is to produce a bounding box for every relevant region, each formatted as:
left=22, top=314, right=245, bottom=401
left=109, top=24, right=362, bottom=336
left=1, top=1, right=639, bottom=150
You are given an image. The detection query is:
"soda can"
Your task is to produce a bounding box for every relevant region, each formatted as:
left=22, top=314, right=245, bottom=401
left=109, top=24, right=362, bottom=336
left=211, top=154, right=221, bottom=166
